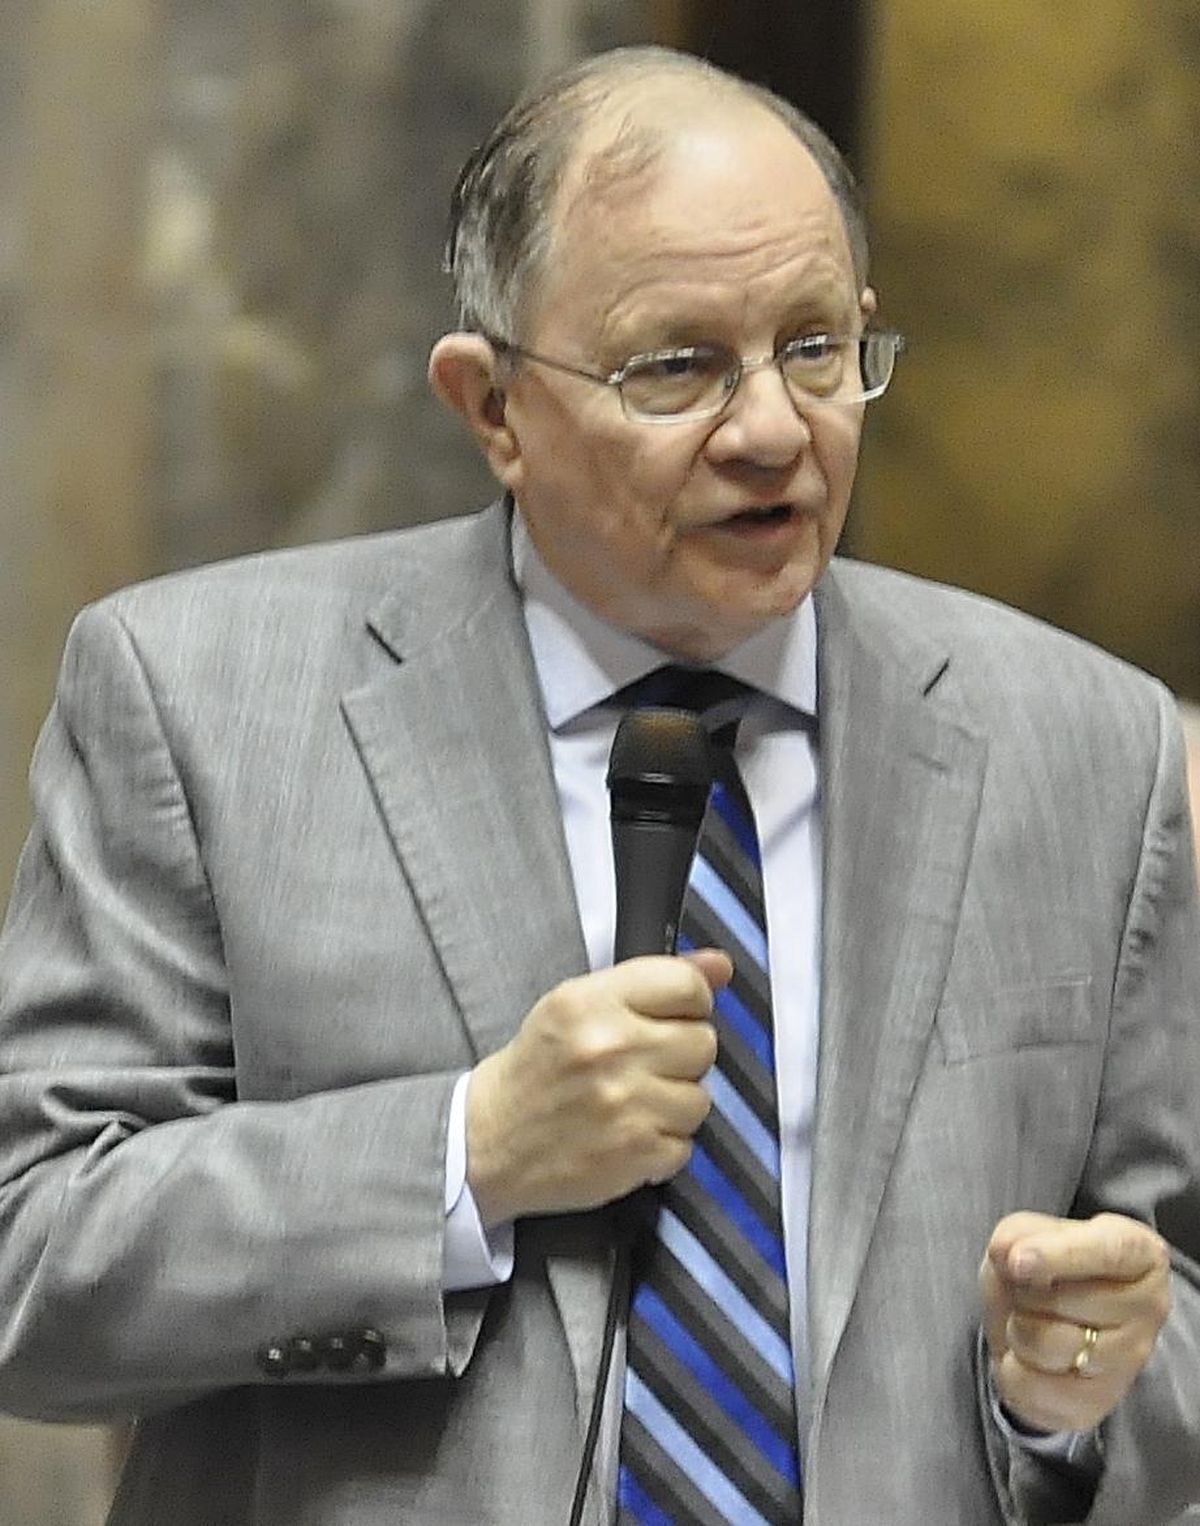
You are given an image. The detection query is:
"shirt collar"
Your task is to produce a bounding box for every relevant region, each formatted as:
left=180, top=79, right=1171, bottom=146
left=511, top=510, right=817, bottom=731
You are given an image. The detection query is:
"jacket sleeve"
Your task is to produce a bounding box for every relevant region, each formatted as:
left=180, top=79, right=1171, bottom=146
left=978, top=681, right=1200, bottom=1526
left=0, top=602, right=491, bottom=1423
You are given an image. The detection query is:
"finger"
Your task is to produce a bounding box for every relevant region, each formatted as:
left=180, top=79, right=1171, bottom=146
left=1003, top=1215, right=1168, bottom=1289
left=987, top=1211, right=1062, bottom=1271
left=611, top=955, right=721, bottom=1019
left=640, top=1015, right=719, bottom=1081
left=647, top=1075, right=714, bottom=1139
left=1005, top=1266, right=1171, bottom=1329
left=978, top=1256, right=1013, bottom=1358
left=1006, top=1311, right=1111, bottom=1379
left=991, top=1349, right=1123, bottom=1434
left=644, top=1133, right=694, bottom=1186
left=681, top=947, right=735, bottom=991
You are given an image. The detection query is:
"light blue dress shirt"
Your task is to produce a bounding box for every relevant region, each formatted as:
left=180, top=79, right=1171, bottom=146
left=444, top=516, right=820, bottom=1418
left=442, top=514, right=1086, bottom=1475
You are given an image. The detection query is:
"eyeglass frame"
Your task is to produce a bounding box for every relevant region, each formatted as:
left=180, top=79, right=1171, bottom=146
left=483, top=329, right=906, bottom=424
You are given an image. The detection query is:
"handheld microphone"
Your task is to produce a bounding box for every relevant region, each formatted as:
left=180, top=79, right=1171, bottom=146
left=607, top=708, right=713, bottom=961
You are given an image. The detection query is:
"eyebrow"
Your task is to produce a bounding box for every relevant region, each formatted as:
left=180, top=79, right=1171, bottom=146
left=618, top=285, right=860, bottom=356
left=617, top=307, right=857, bottom=361
left=776, top=288, right=859, bottom=332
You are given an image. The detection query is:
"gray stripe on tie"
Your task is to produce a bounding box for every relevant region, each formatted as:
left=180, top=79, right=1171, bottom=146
left=699, top=1094, right=783, bottom=1227
left=633, top=1315, right=802, bottom=1519
left=712, top=1024, right=779, bottom=1135
left=670, top=1168, right=791, bottom=1341
left=698, top=808, right=765, bottom=922
left=651, top=1239, right=796, bottom=1435
left=619, top=1413, right=738, bottom=1526
left=682, top=896, right=772, bottom=1017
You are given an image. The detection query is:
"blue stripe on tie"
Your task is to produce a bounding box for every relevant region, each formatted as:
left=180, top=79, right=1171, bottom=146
left=625, top=1370, right=774, bottom=1526
left=707, top=1067, right=780, bottom=1179
left=712, top=781, right=759, bottom=862
left=635, top=1285, right=801, bottom=1488
left=688, top=1144, right=787, bottom=1280
left=713, top=980, right=774, bottom=1066
left=679, top=933, right=774, bottom=1069
left=656, top=1209, right=793, bottom=1384
left=689, top=855, right=769, bottom=971
left=617, top=1465, right=675, bottom=1526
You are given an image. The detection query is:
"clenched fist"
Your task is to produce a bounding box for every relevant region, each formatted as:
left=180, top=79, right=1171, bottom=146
left=981, top=1210, right=1171, bottom=1434
left=465, top=949, right=732, bottom=1226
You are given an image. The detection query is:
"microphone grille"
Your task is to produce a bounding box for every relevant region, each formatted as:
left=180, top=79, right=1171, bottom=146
left=607, top=709, right=713, bottom=828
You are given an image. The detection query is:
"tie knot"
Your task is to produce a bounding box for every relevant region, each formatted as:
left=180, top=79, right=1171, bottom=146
left=617, top=665, right=751, bottom=745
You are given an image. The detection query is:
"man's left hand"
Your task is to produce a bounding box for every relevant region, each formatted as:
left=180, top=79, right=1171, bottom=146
left=980, top=1211, right=1171, bottom=1434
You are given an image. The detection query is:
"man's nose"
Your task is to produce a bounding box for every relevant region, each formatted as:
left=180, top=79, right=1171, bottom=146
left=707, top=359, right=811, bottom=468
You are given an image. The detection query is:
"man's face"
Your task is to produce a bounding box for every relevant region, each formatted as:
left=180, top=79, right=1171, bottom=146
left=500, top=104, right=871, bottom=659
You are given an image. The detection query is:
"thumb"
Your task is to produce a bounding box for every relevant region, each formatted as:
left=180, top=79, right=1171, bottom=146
left=682, top=946, right=734, bottom=991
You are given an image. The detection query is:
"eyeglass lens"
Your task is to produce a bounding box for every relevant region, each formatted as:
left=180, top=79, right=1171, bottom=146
left=620, top=334, right=899, bottom=418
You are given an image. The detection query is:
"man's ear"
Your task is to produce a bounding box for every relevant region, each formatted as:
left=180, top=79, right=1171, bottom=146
left=860, top=285, right=878, bottom=322
left=428, top=333, right=522, bottom=488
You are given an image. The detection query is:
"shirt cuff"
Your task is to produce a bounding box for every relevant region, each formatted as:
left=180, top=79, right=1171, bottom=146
left=985, top=1362, right=1102, bottom=1467
left=443, top=1070, right=515, bottom=1292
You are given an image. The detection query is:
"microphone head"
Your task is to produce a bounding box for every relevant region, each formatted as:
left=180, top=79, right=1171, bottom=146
left=607, top=708, right=712, bottom=828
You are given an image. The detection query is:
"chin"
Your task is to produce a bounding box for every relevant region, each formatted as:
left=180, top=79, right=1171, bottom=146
left=739, top=563, right=822, bottom=622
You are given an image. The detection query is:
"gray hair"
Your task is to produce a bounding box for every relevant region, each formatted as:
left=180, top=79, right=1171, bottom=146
left=444, top=46, right=870, bottom=340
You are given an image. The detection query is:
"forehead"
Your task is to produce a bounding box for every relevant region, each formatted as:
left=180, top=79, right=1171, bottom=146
left=535, top=93, right=858, bottom=347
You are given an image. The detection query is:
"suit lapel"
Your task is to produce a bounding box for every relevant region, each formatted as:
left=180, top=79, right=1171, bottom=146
left=342, top=504, right=586, bottom=1060
left=807, top=567, right=987, bottom=1408
left=341, top=503, right=612, bottom=1439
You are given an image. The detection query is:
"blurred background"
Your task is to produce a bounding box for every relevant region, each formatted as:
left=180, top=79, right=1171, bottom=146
left=0, top=0, right=1197, bottom=1519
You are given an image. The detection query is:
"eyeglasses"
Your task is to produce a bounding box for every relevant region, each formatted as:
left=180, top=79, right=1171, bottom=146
left=485, top=330, right=905, bottom=423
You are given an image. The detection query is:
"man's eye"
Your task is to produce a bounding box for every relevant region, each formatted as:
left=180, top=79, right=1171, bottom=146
left=659, top=353, right=699, bottom=377
left=633, top=347, right=721, bottom=381
left=619, top=346, right=731, bottom=416
left=787, top=334, right=838, bottom=361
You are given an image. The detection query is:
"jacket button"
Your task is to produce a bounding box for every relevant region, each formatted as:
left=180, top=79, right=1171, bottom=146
left=356, top=1329, right=387, bottom=1372
left=319, top=1333, right=356, bottom=1372
left=288, top=1336, right=320, bottom=1373
left=255, top=1341, right=291, bottom=1378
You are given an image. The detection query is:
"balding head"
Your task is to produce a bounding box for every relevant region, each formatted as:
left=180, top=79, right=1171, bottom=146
left=444, top=46, right=868, bottom=341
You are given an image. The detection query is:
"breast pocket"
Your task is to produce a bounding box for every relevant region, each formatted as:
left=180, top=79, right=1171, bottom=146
left=934, top=976, right=1097, bottom=1064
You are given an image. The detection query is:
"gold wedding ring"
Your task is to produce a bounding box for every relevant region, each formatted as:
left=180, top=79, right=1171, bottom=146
left=1070, top=1323, right=1099, bottom=1377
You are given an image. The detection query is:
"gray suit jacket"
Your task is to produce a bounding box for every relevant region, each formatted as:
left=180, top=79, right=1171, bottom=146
left=0, top=502, right=1197, bottom=1525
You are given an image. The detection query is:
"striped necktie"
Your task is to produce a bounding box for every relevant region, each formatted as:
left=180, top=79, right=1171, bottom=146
left=617, top=667, right=803, bottom=1526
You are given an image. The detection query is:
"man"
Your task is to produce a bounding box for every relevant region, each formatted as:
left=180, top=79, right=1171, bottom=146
left=0, top=45, right=1196, bottom=1526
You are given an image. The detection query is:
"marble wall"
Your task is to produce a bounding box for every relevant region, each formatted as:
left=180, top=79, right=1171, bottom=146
left=856, top=0, right=1200, bottom=698
left=0, top=0, right=651, bottom=883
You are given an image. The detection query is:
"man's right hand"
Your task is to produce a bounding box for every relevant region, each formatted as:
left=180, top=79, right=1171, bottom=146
left=465, top=949, right=731, bottom=1226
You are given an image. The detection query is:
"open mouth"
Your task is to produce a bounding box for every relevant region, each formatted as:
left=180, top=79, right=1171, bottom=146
left=725, top=504, right=793, bottom=525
